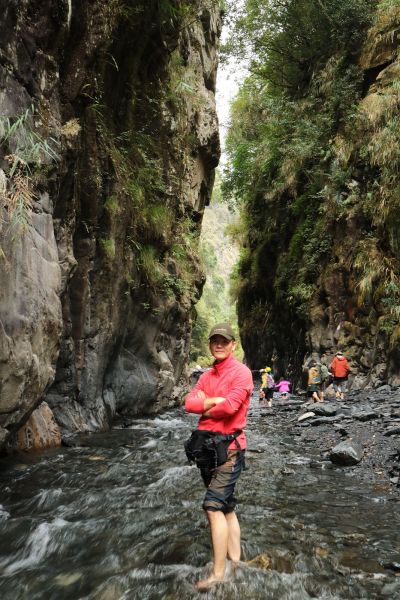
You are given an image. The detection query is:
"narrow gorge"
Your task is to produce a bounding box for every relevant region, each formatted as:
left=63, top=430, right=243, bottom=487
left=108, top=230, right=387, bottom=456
left=1, top=2, right=400, bottom=598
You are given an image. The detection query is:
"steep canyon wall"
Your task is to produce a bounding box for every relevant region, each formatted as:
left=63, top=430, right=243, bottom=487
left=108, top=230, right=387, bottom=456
left=0, top=0, right=220, bottom=450
left=233, top=5, right=400, bottom=389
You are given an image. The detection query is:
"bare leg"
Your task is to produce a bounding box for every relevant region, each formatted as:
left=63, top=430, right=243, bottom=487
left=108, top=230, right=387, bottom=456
left=226, top=511, right=241, bottom=562
left=196, top=511, right=228, bottom=590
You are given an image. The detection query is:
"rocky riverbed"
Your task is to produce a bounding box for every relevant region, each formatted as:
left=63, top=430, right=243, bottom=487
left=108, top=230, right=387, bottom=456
left=261, top=385, right=400, bottom=494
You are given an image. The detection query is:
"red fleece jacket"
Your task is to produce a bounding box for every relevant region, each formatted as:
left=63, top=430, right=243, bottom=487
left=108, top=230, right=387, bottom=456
left=331, top=356, right=350, bottom=378
left=184, top=354, right=253, bottom=449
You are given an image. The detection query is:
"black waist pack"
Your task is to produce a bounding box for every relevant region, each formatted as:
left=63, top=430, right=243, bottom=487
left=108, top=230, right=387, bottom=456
left=184, top=429, right=242, bottom=470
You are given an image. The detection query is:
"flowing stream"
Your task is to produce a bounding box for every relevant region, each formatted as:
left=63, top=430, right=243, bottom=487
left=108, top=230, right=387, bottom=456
left=0, top=393, right=399, bottom=599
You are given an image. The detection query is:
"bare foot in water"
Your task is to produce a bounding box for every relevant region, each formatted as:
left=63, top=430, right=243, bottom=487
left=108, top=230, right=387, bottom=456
left=195, top=575, right=224, bottom=591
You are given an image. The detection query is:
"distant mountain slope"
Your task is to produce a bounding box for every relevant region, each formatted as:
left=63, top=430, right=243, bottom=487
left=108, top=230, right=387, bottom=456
left=190, top=197, right=241, bottom=363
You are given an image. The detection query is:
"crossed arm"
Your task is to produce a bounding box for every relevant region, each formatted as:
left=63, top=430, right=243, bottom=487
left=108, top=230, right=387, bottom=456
left=185, top=374, right=251, bottom=418
left=195, top=390, right=225, bottom=416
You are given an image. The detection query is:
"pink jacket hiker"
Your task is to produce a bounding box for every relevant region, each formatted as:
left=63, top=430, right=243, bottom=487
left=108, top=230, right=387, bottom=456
left=275, top=380, right=291, bottom=393
left=184, top=354, right=253, bottom=450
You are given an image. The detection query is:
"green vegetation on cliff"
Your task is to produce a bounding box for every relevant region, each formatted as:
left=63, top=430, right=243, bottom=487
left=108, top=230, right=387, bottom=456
left=0, top=106, right=59, bottom=260
left=222, top=0, right=400, bottom=379
left=86, top=0, right=220, bottom=309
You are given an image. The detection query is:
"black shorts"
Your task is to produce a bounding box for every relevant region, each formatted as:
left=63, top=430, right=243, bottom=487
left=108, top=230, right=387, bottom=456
left=201, top=450, right=245, bottom=513
left=262, top=387, right=274, bottom=400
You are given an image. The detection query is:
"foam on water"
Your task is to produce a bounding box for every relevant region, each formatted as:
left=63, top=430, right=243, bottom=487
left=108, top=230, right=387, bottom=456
left=3, top=517, right=68, bottom=574
left=35, top=488, right=63, bottom=509
left=152, top=416, right=186, bottom=429
left=141, top=439, right=158, bottom=449
left=286, top=455, right=313, bottom=465
left=148, top=465, right=194, bottom=490
left=0, top=505, right=10, bottom=520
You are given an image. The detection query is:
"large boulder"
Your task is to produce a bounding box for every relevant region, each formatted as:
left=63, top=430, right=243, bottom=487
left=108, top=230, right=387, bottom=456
left=312, top=404, right=337, bottom=417
left=0, top=211, right=62, bottom=444
left=14, top=402, right=61, bottom=451
left=329, top=440, right=364, bottom=466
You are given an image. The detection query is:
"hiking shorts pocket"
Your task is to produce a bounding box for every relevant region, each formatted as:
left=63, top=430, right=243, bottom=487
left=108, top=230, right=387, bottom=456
left=201, top=450, right=245, bottom=514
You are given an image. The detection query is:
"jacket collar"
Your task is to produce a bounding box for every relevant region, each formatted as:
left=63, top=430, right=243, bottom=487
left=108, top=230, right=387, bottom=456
left=212, top=353, right=235, bottom=374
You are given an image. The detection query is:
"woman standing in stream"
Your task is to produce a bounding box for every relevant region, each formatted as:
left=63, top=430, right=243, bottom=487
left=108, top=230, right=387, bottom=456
left=184, top=323, right=253, bottom=591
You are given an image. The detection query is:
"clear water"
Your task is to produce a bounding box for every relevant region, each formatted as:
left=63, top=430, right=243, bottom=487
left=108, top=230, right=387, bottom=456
left=0, top=394, right=399, bottom=599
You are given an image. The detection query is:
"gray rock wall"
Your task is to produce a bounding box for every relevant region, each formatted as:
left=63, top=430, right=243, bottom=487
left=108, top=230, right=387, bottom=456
left=0, top=0, right=221, bottom=448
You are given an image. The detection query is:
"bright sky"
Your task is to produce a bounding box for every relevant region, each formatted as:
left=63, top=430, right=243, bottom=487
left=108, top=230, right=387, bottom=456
left=216, top=64, right=240, bottom=153
left=215, top=22, right=247, bottom=163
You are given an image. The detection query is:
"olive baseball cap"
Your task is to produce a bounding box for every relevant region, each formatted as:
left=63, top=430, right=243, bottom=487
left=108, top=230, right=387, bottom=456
left=208, top=323, right=236, bottom=341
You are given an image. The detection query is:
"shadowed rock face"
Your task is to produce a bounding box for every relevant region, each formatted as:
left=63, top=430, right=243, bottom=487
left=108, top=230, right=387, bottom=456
left=0, top=0, right=221, bottom=449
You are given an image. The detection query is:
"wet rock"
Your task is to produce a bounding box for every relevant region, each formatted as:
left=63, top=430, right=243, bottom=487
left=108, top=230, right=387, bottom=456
left=381, top=561, right=400, bottom=573
left=246, top=553, right=271, bottom=570
left=311, top=404, right=337, bottom=417
left=14, top=402, right=61, bottom=451
left=376, top=384, right=392, bottom=394
left=380, top=581, right=400, bottom=597
left=246, top=551, right=294, bottom=574
left=281, top=467, right=295, bottom=475
left=282, top=400, right=305, bottom=406
left=298, top=412, right=316, bottom=422
left=314, top=546, right=329, bottom=558
left=61, top=434, right=81, bottom=448
left=333, top=424, right=349, bottom=436
left=323, top=385, right=337, bottom=401
left=351, top=407, right=378, bottom=421
left=54, top=572, right=83, bottom=587
left=310, top=415, right=343, bottom=426
left=329, top=440, right=364, bottom=466
left=309, top=460, right=326, bottom=469
left=351, top=375, right=368, bottom=390
left=0, top=214, right=62, bottom=445
left=384, top=427, right=400, bottom=437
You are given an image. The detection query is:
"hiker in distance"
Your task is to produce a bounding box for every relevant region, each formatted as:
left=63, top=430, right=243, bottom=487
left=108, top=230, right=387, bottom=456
left=184, top=323, right=253, bottom=591
left=330, top=350, right=350, bottom=400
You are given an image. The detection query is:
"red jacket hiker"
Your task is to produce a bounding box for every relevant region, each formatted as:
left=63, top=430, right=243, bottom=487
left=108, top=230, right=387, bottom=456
left=185, top=353, right=253, bottom=450
left=330, top=353, right=350, bottom=378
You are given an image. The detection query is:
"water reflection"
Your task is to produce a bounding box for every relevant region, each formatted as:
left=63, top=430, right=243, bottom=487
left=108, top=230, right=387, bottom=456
left=0, top=396, right=399, bottom=599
